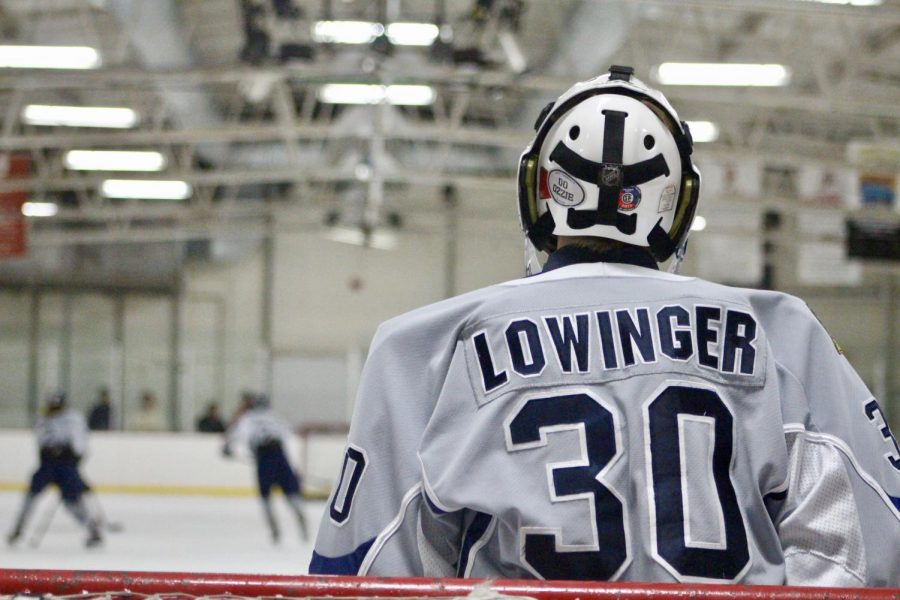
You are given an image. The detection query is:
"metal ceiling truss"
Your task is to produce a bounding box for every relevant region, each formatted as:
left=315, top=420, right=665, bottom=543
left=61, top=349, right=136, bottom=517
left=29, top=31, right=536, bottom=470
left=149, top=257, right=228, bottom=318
left=0, top=0, right=898, bottom=245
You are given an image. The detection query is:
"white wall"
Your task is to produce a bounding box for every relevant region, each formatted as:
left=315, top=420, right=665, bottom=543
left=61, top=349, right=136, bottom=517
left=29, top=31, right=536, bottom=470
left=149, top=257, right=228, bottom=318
left=0, top=191, right=896, bottom=433
left=270, top=211, right=524, bottom=354
left=272, top=229, right=445, bottom=354
left=0, top=291, right=30, bottom=428
left=0, top=430, right=345, bottom=496
left=182, top=247, right=266, bottom=426
left=272, top=354, right=349, bottom=425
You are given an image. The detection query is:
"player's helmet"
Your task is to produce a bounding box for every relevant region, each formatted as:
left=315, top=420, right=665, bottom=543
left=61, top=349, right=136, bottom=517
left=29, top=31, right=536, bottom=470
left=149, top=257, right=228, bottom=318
left=251, top=393, right=270, bottom=409
left=517, top=65, right=700, bottom=263
left=45, top=391, right=67, bottom=411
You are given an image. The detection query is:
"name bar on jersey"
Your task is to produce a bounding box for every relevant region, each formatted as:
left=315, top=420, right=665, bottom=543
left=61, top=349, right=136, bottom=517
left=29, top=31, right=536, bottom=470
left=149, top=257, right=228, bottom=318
left=469, top=303, right=761, bottom=396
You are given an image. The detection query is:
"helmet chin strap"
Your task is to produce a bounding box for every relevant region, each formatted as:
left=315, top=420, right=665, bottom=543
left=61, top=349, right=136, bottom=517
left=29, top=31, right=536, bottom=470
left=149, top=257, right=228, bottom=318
left=524, top=237, right=544, bottom=276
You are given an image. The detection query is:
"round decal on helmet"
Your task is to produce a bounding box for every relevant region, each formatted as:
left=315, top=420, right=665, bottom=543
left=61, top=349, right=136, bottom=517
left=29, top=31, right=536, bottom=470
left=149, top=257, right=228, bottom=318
left=618, top=186, right=641, bottom=212
left=548, top=170, right=585, bottom=207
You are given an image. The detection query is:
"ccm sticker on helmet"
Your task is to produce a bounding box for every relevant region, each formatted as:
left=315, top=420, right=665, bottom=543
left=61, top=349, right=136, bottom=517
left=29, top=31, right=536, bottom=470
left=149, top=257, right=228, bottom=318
left=618, top=186, right=641, bottom=212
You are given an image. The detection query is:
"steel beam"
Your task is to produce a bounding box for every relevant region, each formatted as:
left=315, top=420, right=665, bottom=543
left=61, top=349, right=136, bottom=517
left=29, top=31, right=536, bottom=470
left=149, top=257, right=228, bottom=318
left=0, top=123, right=532, bottom=151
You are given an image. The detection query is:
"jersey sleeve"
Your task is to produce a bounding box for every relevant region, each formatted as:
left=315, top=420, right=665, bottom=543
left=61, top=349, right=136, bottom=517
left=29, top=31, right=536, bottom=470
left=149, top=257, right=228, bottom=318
left=273, top=414, right=294, bottom=444
left=756, top=293, right=900, bottom=587
left=224, top=415, right=250, bottom=451
left=309, top=314, right=464, bottom=576
left=70, top=412, right=88, bottom=458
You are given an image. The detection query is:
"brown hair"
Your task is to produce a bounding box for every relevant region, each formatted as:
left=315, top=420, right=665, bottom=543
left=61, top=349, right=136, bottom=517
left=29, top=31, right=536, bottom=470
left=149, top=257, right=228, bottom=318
left=556, top=236, right=629, bottom=253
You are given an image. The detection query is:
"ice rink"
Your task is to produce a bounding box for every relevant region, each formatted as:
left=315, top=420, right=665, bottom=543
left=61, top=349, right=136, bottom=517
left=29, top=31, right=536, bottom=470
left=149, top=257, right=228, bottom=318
left=1, top=492, right=325, bottom=574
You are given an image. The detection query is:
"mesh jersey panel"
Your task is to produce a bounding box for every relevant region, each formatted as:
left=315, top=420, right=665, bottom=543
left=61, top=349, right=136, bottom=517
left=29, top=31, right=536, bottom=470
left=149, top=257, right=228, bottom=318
left=779, top=432, right=866, bottom=586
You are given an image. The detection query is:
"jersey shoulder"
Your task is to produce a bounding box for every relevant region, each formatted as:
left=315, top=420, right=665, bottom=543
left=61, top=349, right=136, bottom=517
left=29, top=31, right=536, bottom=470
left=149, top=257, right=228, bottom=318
left=741, top=287, right=837, bottom=353
left=680, top=277, right=819, bottom=335
left=66, top=409, right=88, bottom=426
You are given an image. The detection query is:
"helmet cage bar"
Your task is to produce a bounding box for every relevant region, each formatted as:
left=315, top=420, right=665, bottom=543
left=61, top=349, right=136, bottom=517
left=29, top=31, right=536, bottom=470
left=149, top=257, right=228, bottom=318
left=518, top=82, right=699, bottom=260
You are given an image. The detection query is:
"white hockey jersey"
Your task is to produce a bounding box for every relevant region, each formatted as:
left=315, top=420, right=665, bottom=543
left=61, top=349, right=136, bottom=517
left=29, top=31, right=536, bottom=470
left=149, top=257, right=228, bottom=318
left=226, top=408, right=293, bottom=453
left=310, top=259, right=900, bottom=587
left=35, top=409, right=88, bottom=457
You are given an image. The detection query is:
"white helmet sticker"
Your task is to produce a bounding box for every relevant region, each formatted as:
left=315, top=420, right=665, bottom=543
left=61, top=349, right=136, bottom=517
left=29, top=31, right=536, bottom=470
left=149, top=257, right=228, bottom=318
left=548, top=170, right=585, bottom=207
left=658, top=184, right=676, bottom=213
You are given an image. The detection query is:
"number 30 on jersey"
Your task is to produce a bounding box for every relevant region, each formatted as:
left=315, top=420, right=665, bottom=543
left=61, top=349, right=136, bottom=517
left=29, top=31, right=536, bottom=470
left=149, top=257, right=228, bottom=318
left=504, top=381, right=750, bottom=583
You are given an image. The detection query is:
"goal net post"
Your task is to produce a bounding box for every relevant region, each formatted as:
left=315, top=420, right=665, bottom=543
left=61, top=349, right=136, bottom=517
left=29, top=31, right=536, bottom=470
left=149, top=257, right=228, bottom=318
left=297, top=421, right=349, bottom=499
left=0, top=569, right=896, bottom=600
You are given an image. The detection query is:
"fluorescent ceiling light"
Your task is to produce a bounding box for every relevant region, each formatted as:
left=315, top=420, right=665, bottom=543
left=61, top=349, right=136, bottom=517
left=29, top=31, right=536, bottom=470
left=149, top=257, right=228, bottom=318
left=313, top=21, right=439, bottom=45
left=313, top=21, right=383, bottom=44
left=795, top=0, right=881, bottom=5
left=654, top=63, right=791, bottom=86
left=23, top=105, right=139, bottom=128
left=322, top=226, right=397, bottom=250
left=386, top=23, right=439, bottom=46
left=685, top=121, right=719, bottom=143
left=318, top=84, right=435, bottom=106
left=21, top=202, right=59, bottom=217
left=385, top=85, right=435, bottom=106
left=101, top=179, right=192, bottom=200
left=690, top=215, right=707, bottom=232
left=498, top=31, right=527, bottom=74
left=354, top=163, right=373, bottom=181
left=320, top=84, right=384, bottom=104
left=64, top=150, right=166, bottom=172
left=0, top=45, right=100, bottom=69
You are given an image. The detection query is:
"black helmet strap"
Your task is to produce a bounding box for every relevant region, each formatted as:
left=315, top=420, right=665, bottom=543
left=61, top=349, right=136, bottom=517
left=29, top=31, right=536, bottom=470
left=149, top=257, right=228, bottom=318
left=547, top=106, right=671, bottom=235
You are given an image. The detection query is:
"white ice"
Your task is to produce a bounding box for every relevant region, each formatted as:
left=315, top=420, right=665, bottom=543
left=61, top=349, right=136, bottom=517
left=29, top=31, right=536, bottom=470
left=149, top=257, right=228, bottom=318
left=1, top=491, right=326, bottom=574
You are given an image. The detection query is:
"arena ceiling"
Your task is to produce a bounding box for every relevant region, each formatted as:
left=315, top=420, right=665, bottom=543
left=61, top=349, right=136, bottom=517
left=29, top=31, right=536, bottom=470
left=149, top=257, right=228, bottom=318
left=0, top=0, right=898, bottom=257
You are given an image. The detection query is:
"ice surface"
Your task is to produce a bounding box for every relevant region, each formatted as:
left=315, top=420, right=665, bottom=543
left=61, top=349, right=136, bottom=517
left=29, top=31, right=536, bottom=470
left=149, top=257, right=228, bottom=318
left=1, top=491, right=325, bottom=574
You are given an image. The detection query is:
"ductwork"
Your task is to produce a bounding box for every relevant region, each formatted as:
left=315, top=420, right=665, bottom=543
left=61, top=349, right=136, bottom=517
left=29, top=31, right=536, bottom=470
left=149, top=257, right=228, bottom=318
left=106, top=1, right=506, bottom=180
left=545, top=1, right=629, bottom=78
left=102, top=0, right=634, bottom=195
left=517, top=0, right=630, bottom=128
left=107, top=0, right=229, bottom=163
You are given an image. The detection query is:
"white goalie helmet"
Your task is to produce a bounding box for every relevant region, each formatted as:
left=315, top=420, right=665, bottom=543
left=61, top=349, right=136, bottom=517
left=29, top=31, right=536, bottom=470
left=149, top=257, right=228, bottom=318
left=517, top=65, right=700, bottom=264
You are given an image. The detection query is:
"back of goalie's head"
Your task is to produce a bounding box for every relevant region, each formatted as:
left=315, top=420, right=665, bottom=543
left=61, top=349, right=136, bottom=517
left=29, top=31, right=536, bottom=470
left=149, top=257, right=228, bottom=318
left=517, top=65, right=700, bottom=266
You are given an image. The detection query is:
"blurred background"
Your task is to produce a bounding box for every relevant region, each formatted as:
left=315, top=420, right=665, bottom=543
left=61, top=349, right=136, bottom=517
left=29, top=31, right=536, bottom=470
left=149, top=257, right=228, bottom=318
left=0, top=0, right=898, bottom=571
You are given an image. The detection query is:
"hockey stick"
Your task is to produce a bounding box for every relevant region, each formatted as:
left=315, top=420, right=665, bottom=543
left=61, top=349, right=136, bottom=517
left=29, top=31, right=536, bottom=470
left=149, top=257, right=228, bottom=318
left=28, top=495, right=60, bottom=548
left=86, top=493, right=124, bottom=533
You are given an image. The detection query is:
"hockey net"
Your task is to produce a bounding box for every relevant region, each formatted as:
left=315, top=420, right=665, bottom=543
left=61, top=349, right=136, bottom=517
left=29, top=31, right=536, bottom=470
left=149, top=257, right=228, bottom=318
left=297, top=422, right=349, bottom=499
left=0, top=570, right=896, bottom=600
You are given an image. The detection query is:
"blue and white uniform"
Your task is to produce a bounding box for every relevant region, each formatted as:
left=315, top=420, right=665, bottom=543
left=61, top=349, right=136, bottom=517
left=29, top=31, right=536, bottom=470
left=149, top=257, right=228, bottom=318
left=30, top=409, right=90, bottom=501
left=8, top=399, right=102, bottom=547
left=226, top=407, right=301, bottom=498
left=310, top=248, right=900, bottom=587
left=225, top=404, right=308, bottom=542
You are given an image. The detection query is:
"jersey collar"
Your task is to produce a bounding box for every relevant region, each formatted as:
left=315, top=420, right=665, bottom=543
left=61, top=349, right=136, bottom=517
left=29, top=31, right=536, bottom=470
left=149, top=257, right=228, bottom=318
left=541, top=244, right=658, bottom=274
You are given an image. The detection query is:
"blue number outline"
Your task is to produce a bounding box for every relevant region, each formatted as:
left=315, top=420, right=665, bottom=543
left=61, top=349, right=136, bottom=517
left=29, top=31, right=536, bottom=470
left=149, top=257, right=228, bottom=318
left=642, top=379, right=751, bottom=583
left=329, top=444, right=369, bottom=526
left=503, top=387, right=632, bottom=581
left=502, top=381, right=750, bottom=583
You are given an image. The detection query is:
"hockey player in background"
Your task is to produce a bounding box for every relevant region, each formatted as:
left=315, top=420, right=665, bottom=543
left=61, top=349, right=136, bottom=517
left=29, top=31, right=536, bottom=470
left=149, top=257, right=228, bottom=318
left=223, top=393, right=308, bottom=543
left=310, top=66, right=900, bottom=586
left=7, top=392, right=102, bottom=548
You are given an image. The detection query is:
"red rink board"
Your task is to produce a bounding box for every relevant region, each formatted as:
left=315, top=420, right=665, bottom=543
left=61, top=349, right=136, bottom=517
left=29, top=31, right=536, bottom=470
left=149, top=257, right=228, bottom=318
left=0, top=570, right=897, bottom=600
left=0, top=153, right=30, bottom=259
